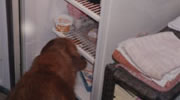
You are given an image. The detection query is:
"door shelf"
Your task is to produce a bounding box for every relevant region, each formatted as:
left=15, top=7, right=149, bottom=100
left=65, top=0, right=101, bottom=22
left=53, top=28, right=96, bottom=64
left=75, top=72, right=91, bottom=100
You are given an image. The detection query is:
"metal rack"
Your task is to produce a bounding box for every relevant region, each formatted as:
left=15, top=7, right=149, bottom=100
left=53, top=28, right=96, bottom=64
left=65, top=0, right=101, bottom=22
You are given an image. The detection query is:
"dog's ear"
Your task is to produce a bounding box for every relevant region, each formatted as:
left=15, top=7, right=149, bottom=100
left=64, top=39, right=78, bottom=57
left=65, top=39, right=87, bottom=71
left=72, top=55, right=87, bottom=71
left=42, top=38, right=86, bottom=71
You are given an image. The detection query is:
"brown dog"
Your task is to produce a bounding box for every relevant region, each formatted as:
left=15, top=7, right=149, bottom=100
left=8, top=38, right=87, bottom=100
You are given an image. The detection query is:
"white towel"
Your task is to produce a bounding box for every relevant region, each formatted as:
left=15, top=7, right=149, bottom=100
left=122, top=32, right=180, bottom=80
left=117, top=43, right=180, bottom=87
left=168, top=16, right=180, bottom=31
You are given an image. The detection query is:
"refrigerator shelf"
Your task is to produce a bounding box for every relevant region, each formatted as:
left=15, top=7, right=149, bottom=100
left=65, top=0, right=101, bottom=22
left=53, top=28, right=96, bottom=64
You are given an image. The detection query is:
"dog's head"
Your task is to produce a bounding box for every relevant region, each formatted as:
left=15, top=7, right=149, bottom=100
left=41, top=38, right=87, bottom=71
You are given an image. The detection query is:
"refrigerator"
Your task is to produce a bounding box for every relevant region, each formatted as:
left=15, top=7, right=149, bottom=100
left=7, top=0, right=180, bottom=100
left=0, top=0, right=10, bottom=89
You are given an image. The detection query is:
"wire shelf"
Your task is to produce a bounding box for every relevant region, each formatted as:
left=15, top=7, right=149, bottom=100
left=66, top=0, right=101, bottom=22
left=53, top=28, right=96, bottom=64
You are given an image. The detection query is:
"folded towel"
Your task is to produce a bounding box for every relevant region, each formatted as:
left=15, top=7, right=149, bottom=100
left=116, top=42, right=180, bottom=87
left=122, top=32, right=180, bottom=80
left=168, top=16, right=180, bottom=31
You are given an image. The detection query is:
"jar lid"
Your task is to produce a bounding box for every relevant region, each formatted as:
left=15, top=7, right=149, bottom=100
left=55, top=14, right=73, bottom=26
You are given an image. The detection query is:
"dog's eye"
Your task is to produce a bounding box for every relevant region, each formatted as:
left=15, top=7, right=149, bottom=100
left=71, top=55, right=79, bottom=59
left=80, top=56, right=85, bottom=60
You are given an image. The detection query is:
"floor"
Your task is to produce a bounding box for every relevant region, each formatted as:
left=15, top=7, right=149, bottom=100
left=0, top=86, right=8, bottom=100
left=0, top=92, right=7, bottom=100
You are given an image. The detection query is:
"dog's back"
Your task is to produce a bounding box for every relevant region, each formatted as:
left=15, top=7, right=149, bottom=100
left=8, top=70, right=75, bottom=100
left=7, top=38, right=87, bottom=100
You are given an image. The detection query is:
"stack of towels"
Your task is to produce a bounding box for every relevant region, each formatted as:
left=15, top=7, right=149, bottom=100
left=168, top=16, right=180, bottom=31
left=113, top=31, right=180, bottom=91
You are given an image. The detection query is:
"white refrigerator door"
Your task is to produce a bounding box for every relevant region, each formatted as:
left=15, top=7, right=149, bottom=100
left=0, top=0, right=10, bottom=89
left=21, top=0, right=67, bottom=72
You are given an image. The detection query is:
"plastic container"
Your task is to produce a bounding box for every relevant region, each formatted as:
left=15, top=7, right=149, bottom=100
left=67, top=3, right=86, bottom=19
left=88, top=28, right=98, bottom=43
left=55, top=15, right=73, bottom=33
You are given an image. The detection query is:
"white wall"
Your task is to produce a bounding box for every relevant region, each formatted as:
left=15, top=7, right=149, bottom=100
left=0, top=0, right=10, bottom=89
left=21, top=0, right=68, bottom=72
left=105, top=0, right=180, bottom=64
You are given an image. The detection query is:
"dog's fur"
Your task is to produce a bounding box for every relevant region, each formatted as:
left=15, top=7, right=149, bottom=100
left=7, top=38, right=87, bottom=100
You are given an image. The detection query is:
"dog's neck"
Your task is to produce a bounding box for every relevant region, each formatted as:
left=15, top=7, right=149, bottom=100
left=30, top=53, right=77, bottom=88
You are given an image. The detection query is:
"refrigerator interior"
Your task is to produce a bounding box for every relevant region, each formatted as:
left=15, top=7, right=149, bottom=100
left=21, top=0, right=100, bottom=100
